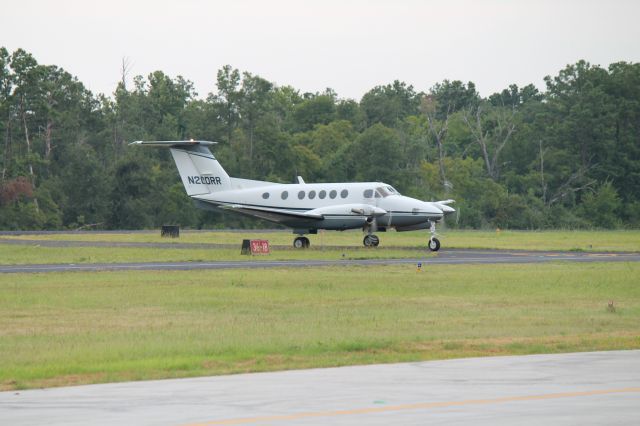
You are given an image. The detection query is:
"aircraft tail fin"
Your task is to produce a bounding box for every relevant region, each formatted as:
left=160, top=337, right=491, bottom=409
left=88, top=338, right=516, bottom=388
left=130, top=140, right=232, bottom=196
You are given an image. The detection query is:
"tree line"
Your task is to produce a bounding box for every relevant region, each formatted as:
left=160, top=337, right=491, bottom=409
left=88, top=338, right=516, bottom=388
left=1, top=47, right=639, bottom=230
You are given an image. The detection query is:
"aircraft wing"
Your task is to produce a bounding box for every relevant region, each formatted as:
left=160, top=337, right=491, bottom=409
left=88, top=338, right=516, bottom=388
left=221, top=204, right=323, bottom=223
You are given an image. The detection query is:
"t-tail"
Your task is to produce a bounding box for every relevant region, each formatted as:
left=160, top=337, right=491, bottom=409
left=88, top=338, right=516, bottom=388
left=130, top=140, right=231, bottom=195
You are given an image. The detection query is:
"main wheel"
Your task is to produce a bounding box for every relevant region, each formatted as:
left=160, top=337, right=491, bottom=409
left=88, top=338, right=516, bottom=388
left=293, top=237, right=306, bottom=249
left=302, top=237, right=310, bottom=248
left=428, top=237, right=441, bottom=252
left=363, top=234, right=379, bottom=247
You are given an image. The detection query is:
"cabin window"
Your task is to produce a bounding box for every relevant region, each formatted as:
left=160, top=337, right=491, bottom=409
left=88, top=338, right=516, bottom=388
left=363, top=189, right=373, bottom=198
left=281, top=191, right=288, bottom=200
left=340, top=189, right=348, bottom=198
left=319, top=190, right=326, bottom=199
left=329, top=190, right=337, bottom=199
left=262, top=192, right=270, bottom=199
left=309, top=190, right=316, bottom=199
left=298, top=190, right=305, bottom=199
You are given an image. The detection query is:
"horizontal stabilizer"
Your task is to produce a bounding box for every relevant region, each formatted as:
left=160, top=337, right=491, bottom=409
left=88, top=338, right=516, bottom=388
left=130, top=140, right=218, bottom=147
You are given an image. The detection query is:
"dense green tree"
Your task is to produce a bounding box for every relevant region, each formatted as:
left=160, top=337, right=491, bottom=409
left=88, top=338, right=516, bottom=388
left=430, top=80, right=479, bottom=119
left=291, top=92, right=337, bottom=132
left=1, top=47, right=640, bottom=230
left=350, top=123, right=402, bottom=183
left=360, top=80, right=421, bottom=127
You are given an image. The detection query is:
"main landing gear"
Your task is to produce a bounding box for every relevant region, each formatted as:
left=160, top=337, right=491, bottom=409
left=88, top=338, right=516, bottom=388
left=363, top=234, right=380, bottom=247
left=293, top=236, right=310, bottom=249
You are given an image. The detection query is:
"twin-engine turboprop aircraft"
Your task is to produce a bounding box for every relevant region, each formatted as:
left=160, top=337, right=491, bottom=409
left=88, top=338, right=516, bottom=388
left=131, top=140, right=455, bottom=250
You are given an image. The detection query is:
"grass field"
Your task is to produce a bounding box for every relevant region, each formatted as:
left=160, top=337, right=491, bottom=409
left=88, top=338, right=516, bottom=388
left=0, top=244, right=430, bottom=265
left=1, top=262, right=639, bottom=390
left=1, top=229, right=638, bottom=265
left=2, top=229, right=639, bottom=252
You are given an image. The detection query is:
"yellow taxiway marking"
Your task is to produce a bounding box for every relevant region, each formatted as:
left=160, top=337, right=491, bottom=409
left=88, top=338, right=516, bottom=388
left=186, top=387, right=640, bottom=425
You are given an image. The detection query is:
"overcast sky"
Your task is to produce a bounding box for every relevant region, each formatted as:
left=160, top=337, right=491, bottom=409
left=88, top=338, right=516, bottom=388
left=3, top=0, right=639, bottom=100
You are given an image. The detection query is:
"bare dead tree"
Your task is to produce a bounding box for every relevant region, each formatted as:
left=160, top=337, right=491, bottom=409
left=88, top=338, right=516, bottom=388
left=421, top=95, right=451, bottom=193
left=43, top=86, right=56, bottom=160
left=548, top=164, right=597, bottom=206
left=462, top=104, right=516, bottom=180
left=120, top=56, right=131, bottom=90
left=18, top=93, right=38, bottom=211
left=1, top=103, right=12, bottom=181
left=44, top=120, right=53, bottom=159
left=539, top=139, right=548, bottom=204
left=113, top=56, right=132, bottom=160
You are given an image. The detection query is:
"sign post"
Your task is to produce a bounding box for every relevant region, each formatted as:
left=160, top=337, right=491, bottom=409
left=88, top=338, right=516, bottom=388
left=241, top=239, right=270, bottom=255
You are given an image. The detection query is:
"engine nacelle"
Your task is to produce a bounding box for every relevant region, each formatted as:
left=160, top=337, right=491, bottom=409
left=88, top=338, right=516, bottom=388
left=307, top=204, right=387, bottom=217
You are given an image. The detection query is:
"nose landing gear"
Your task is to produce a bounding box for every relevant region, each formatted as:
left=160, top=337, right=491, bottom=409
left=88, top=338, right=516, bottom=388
left=428, top=221, right=441, bottom=252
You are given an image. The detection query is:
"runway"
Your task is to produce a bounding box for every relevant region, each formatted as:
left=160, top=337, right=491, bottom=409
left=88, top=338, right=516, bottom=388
left=1, top=351, right=638, bottom=425
left=0, top=248, right=639, bottom=273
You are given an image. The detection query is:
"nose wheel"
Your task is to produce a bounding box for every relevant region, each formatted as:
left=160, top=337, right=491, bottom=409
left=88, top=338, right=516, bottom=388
left=428, top=220, right=441, bottom=251
left=363, top=234, right=380, bottom=247
left=293, top=236, right=310, bottom=249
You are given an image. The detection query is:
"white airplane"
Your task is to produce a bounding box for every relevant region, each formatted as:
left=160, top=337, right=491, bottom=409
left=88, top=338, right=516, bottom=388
left=131, top=140, right=455, bottom=250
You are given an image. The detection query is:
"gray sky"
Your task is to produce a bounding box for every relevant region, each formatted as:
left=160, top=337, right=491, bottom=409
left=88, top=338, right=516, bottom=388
left=3, top=0, right=639, bottom=99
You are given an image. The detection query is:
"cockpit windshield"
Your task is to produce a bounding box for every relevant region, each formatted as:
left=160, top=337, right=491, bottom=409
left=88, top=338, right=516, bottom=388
left=376, top=186, right=400, bottom=197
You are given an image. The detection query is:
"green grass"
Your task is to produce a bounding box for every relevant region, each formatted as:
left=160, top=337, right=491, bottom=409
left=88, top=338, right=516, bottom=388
left=3, top=229, right=640, bottom=252
left=1, top=262, right=639, bottom=390
left=1, top=230, right=638, bottom=266
left=0, top=244, right=429, bottom=265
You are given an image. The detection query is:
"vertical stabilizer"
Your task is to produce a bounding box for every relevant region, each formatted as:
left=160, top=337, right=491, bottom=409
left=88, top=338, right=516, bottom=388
left=169, top=146, right=231, bottom=195
left=130, top=140, right=232, bottom=196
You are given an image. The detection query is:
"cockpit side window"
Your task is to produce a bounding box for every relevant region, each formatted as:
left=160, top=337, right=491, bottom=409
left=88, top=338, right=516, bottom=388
left=376, top=186, right=399, bottom=197
left=376, top=186, right=390, bottom=197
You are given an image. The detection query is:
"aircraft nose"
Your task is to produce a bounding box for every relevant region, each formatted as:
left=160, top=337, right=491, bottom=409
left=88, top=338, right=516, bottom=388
left=418, top=202, right=443, bottom=217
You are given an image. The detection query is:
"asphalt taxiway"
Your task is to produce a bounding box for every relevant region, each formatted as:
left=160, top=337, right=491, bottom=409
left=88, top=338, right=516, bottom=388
left=1, top=351, right=638, bottom=425
left=0, top=248, right=639, bottom=273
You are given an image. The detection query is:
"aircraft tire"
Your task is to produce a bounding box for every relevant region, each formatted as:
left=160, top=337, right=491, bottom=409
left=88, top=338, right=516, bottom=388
left=363, top=235, right=379, bottom=247
left=302, top=237, right=310, bottom=248
left=428, top=237, right=441, bottom=252
left=293, top=237, right=306, bottom=249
